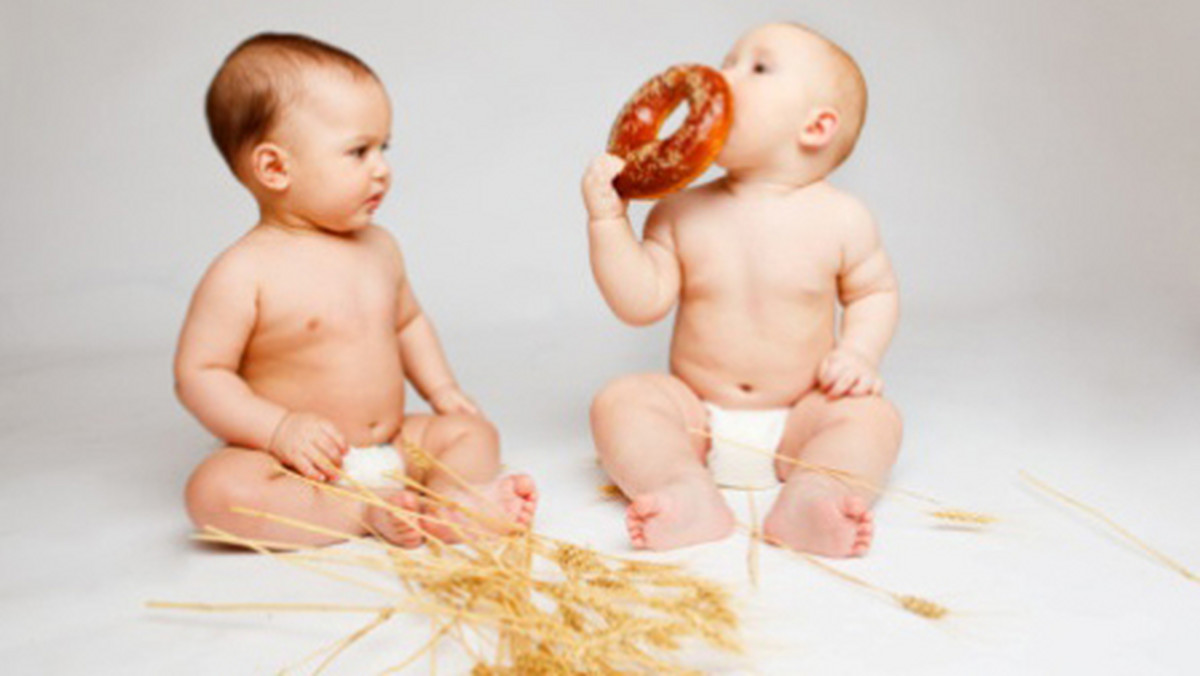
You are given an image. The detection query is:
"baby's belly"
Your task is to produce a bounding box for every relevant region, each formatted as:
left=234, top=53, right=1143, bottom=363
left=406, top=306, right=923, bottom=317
left=669, top=301, right=835, bottom=409
left=243, top=338, right=406, bottom=447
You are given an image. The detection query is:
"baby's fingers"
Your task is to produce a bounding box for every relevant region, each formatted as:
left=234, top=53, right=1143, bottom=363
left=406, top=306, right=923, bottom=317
left=848, top=375, right=876, bottom=398
left=306, top=448, right=341, bottom=482
left=314, top=435, right=344, bottom=466
left=453, top=394, right=481, bottom=416
left=587, top=154, right=627, bottom=182
left=819, top=360, right=847, bottom=392
left=289, top=455, right=323, bottom=482
left=829, top=371, right=860, bottom=399
left=320, top=424, right=348, bottom=455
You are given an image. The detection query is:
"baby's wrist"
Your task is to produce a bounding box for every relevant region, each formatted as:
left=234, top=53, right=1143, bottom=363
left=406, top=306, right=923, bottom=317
left=588, top=213, right=627, bottom=227
left=265, top=409, right=292, bottom=452
left=427, top=382, right=460, bottom=399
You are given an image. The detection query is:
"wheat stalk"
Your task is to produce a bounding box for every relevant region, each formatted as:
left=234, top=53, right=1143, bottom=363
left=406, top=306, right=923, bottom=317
left=688, top=426, right=998, bottom=526
left=1021, top=470, right=1197, bottom=583
left=738, top=522, right=950, bottom=621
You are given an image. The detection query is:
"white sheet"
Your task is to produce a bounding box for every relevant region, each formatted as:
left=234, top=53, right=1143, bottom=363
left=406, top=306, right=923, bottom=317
left=2, top=309, right=1197, bottom=674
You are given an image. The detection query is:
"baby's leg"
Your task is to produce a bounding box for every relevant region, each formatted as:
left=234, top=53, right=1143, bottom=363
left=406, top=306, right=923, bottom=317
left=400, top=413, right=537, bottom=543
left=763, top=393, right=902, bottom=557
left=591, top=373, right=734, bottom=550
left=185, top=447, right=423, bottom=548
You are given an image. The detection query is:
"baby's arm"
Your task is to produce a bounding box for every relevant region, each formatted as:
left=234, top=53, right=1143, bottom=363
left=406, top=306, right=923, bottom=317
left=583, top=155, right=682, bottom=325
left=388, top=241, right=480, bottom=417
left=174, top=250, right=346, bottom=480
left=819, top=199, right=900, bottom=398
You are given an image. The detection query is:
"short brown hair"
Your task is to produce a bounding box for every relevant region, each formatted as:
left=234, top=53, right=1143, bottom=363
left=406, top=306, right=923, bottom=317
left=205, top=33, right=377, bottom=174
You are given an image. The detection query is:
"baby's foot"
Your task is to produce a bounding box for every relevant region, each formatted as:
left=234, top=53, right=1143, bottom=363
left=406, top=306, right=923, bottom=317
left=626, top=476, right=735, bottom=550
left=421, top=474, right=538, bottom=544
left=762, top=485, right=873, bottom=558
left=364, top=491, right=424, bottom=548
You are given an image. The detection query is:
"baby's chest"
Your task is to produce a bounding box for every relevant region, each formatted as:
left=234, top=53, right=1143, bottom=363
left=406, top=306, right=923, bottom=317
left=678, top=222, right=840, bottom=296
left=258, top=265, right=398, bottom=338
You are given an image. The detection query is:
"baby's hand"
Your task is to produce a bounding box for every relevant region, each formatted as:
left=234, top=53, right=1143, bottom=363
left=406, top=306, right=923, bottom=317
left=582, top=154, right=629, bottom=220
left=818, top=348, right=884, bottom=399
left=430, top=385, right=482, bottom=417
left=268, top=412, right=347, bottom=482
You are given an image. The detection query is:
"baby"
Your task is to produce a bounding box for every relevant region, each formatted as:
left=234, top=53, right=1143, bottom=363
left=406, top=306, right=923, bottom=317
left=176, top=33, right=536, bottom=547
left=584, top=24, right=901, bottom=556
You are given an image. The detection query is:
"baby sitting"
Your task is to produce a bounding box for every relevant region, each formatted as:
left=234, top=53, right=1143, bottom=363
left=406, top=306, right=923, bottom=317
left=585, top=23, right=901, bottom=557
left=176, top=33, right=537, bottom=547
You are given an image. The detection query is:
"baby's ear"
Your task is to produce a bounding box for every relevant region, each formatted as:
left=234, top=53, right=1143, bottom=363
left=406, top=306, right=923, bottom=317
left=797, top=107, right=840, bottom=151
left=249, top=142, right=291, bottom=192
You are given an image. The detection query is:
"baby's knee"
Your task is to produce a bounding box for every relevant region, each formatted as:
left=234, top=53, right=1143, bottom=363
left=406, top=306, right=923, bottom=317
left=184, top=457, right=257, bottom=530
left=827, top=396, right=902, bottom=441
left=857, top=396, right=903, bottom=442
left=879, top=398, right=903, bottom=435
left=439, top=413, right=500, bottom=452
left=591, top=374, right=652, bottom=422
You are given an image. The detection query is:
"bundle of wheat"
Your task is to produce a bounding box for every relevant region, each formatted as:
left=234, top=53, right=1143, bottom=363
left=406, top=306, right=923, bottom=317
left=150, top=441, right=743, bottom=674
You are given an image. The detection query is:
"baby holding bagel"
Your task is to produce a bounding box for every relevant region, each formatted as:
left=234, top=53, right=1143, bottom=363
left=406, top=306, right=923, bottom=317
left=586, top=23, right=902, bottom=557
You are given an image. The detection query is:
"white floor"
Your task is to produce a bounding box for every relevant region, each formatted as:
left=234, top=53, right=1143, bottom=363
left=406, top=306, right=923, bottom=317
left=2, top=301, right=1198, bottom=674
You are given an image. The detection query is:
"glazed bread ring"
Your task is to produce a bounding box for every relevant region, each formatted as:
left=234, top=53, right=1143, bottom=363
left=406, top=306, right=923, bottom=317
left=607, top=64, right=732, bottom=200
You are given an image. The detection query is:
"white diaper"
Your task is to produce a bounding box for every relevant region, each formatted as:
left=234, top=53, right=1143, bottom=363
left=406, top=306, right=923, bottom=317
left=704, top=403, right=789, bottom=489
left=336, top=444, right=406, bottom=489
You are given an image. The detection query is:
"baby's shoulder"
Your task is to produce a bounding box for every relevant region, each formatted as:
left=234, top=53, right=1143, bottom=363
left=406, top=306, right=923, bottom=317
left=357, top=224, right=406, bottom=272
left=808, top=183, right=876, bottom=238
left=648, top=180, right=724, bottom=223
left=359, top=223, right=401, bottom=251
left=808, top=182, right=870, bottom=218
left=186, top=234, right=269, bottom=305
left=202, top=234, right=267, bottom=284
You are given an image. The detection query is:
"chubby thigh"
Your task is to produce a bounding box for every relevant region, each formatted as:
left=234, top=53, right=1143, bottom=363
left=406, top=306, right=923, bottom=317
left=775, top=391, right=903, bottom=490
left=591, top=372, right=712, bottom=462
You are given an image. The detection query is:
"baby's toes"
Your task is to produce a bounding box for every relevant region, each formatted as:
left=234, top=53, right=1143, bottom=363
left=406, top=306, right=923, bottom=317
left=390, top=518, right=424, bottom=549
left=841, top=494, right=869, bottom=520
left=851, top=513, right=874, bottom=556
left=503, top=474, right=538, bottom=527
left=369, top=492, right=425, bottom=547
left=626, top=510, right=649, bottom=549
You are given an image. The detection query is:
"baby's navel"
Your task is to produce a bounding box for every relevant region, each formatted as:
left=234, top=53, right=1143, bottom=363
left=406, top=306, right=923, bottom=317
left=738, top=383, right=754, bottom=393
left=305, top=317, right=321, bottom=331
left=368, top=420, right=390, bottom=443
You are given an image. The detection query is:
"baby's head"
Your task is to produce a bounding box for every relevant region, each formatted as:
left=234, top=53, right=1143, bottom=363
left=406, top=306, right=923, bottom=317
left=206, top=33, right=392, bottom=232
left=716, top=23, right=867, bottom=180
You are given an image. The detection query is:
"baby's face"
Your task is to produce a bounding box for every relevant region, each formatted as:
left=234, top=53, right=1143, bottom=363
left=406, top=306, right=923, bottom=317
left=271, top=68, right=393, bottom=233
left=716, top=24, right=833, bottom=172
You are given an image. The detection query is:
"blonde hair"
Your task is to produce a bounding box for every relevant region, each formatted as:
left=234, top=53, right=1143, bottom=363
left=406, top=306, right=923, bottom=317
left=205, top=33, right=377, bottom=174
left=786, top=24, right=868, bottom=168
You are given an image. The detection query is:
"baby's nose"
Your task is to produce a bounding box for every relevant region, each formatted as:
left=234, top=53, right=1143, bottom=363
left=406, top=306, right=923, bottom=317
left=373, top=158, right=391, bottom=180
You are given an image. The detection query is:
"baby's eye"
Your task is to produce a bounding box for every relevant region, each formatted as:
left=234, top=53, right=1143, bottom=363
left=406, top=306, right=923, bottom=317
left=753, top=62, right=769, bottom=74
left=349, top=146, right=369, bottom=158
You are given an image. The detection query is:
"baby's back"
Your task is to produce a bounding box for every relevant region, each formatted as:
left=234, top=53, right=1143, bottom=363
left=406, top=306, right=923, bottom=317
left=662, top=181, right=855, bottom=408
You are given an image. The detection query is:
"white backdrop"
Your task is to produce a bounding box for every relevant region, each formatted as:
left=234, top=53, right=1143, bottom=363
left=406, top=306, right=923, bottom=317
left=2, top=0, right=1198, bottom=355
left=3, top=3, right=1200, bottom=673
